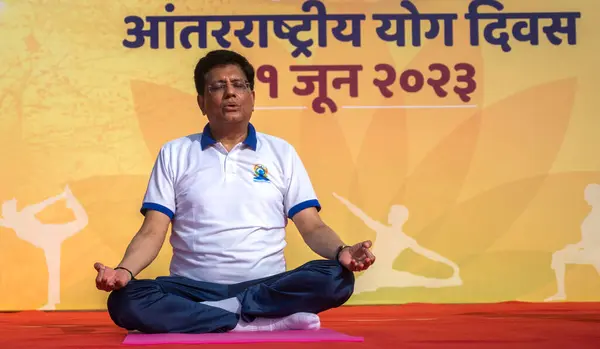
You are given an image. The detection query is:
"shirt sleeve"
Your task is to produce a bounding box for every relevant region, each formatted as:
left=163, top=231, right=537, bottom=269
left=140, top=146, right=176, bottom=220
left=284, top=146, right=321, bottom=219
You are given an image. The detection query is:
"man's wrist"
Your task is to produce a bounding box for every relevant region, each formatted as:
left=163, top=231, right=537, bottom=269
left=115, top=266, right=135, bottom=281
left=335, top=244, right=350, bottom=262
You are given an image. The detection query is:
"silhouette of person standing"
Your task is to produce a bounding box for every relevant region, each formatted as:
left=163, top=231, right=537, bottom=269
left=0, top=185, right=88, bottom=309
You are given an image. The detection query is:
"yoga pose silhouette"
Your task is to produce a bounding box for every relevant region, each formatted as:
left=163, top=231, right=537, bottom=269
left=333, top=193, right=462, bottom=294
left=0, top=185, right=88, bottom=310
left=545, top=183, right=600, bottom=302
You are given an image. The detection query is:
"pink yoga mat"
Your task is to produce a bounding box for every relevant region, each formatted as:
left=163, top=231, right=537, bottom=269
left=123, top=328, right=364, bottom=345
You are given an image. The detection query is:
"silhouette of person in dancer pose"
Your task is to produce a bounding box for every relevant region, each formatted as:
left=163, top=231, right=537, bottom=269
left=332, top=193, right=462, bottom=294
left=0, top=185, right=88, bottom=310
left=545, top=183, right=600, bottom=302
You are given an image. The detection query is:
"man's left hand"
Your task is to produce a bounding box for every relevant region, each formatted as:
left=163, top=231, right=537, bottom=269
left=338, top=240, right=376, bottom=272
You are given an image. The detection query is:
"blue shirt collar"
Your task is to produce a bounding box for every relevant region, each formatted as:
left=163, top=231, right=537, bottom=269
left=200, top=123, right=257, bottom=151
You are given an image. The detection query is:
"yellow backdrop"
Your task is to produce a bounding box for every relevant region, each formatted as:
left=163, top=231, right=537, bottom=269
left=1, top=0, right=599, bottom=310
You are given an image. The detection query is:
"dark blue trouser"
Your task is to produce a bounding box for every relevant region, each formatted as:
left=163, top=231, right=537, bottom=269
left=106, top=260, right=355, bottom=334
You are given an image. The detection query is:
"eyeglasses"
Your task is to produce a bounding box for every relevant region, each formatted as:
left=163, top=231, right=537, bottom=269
left=207, top=80, right=251, bottom=94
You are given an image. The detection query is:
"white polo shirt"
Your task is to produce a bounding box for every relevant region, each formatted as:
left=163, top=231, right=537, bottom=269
left=140, top=123, right=321, bottom=284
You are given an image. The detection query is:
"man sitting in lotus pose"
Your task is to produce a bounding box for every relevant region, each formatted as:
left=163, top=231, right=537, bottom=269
left=94, top=49, right=376, bottom=334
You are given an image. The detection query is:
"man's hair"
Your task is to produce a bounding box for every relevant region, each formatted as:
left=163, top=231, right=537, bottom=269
left=193, top=50, right=255, bottom=95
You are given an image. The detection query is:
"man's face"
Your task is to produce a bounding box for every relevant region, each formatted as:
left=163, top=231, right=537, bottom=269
left=198, top=64, right=255, bottom=126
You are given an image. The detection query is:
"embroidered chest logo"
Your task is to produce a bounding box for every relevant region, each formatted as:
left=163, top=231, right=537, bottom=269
left=253, top=164, right=270, bottom=182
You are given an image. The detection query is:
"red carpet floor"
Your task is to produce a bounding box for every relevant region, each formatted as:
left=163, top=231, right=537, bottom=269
left=1, top=303, right=599, bottom=348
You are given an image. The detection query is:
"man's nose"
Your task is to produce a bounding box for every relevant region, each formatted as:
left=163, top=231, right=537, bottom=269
left=224, top=82, right=237, bottom=97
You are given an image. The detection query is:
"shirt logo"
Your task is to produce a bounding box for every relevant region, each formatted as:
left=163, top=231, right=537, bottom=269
left=253, top=164, right=270, bottom=182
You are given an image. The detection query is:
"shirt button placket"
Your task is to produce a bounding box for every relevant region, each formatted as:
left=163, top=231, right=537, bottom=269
left=230, top=154, right=237, bottom=176
left=224, top=149, right=237, bottom=180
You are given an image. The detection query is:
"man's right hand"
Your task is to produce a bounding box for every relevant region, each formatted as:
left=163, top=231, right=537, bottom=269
left=94, top=262, right=131, bottom=292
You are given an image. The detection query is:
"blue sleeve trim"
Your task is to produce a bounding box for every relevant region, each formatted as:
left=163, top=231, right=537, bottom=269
left=288, top=199, right=321, bottom=219
left=140, top=202, right=175, bottom=220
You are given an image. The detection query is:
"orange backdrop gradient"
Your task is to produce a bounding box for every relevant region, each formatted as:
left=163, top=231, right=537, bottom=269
left=0, top=0, right=599, bottom=310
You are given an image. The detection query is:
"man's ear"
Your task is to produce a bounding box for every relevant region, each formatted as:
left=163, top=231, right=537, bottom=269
left=197, top=95, right=206, bottom=115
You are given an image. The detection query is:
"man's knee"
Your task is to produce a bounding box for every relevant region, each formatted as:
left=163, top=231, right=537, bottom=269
left=301, top=260, right=355, bottom=305
left=107, top=280, right=165, bottom=332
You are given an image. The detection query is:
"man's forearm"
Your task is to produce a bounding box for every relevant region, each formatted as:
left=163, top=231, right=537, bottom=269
left=117, top=230, right=166, bottom=276
left=300, top=223, right=347, bottom=260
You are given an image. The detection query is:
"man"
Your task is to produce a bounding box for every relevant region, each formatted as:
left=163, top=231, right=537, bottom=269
left=94, top=49, right=375, bottom=334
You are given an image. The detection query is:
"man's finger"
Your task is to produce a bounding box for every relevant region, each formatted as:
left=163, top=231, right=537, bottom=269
left=111, top=275, right=125, bottom=288
left=106, top=277, right=117, bottom=291
left=100, top=274, right=113, bottom=291
left=99, top=280, right=108, bottom=291
left=94, top=262, right=104, bottom=272
left=363, top=247, right=375, bottom=260
left=95, top=267, right=105, bottom=287
left=362, top=240, right=372, bottom=249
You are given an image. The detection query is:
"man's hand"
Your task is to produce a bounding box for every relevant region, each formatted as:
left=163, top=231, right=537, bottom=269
left=94, top=262, right=131, bottom=292
left=338, top=240, right=376, bottom=272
